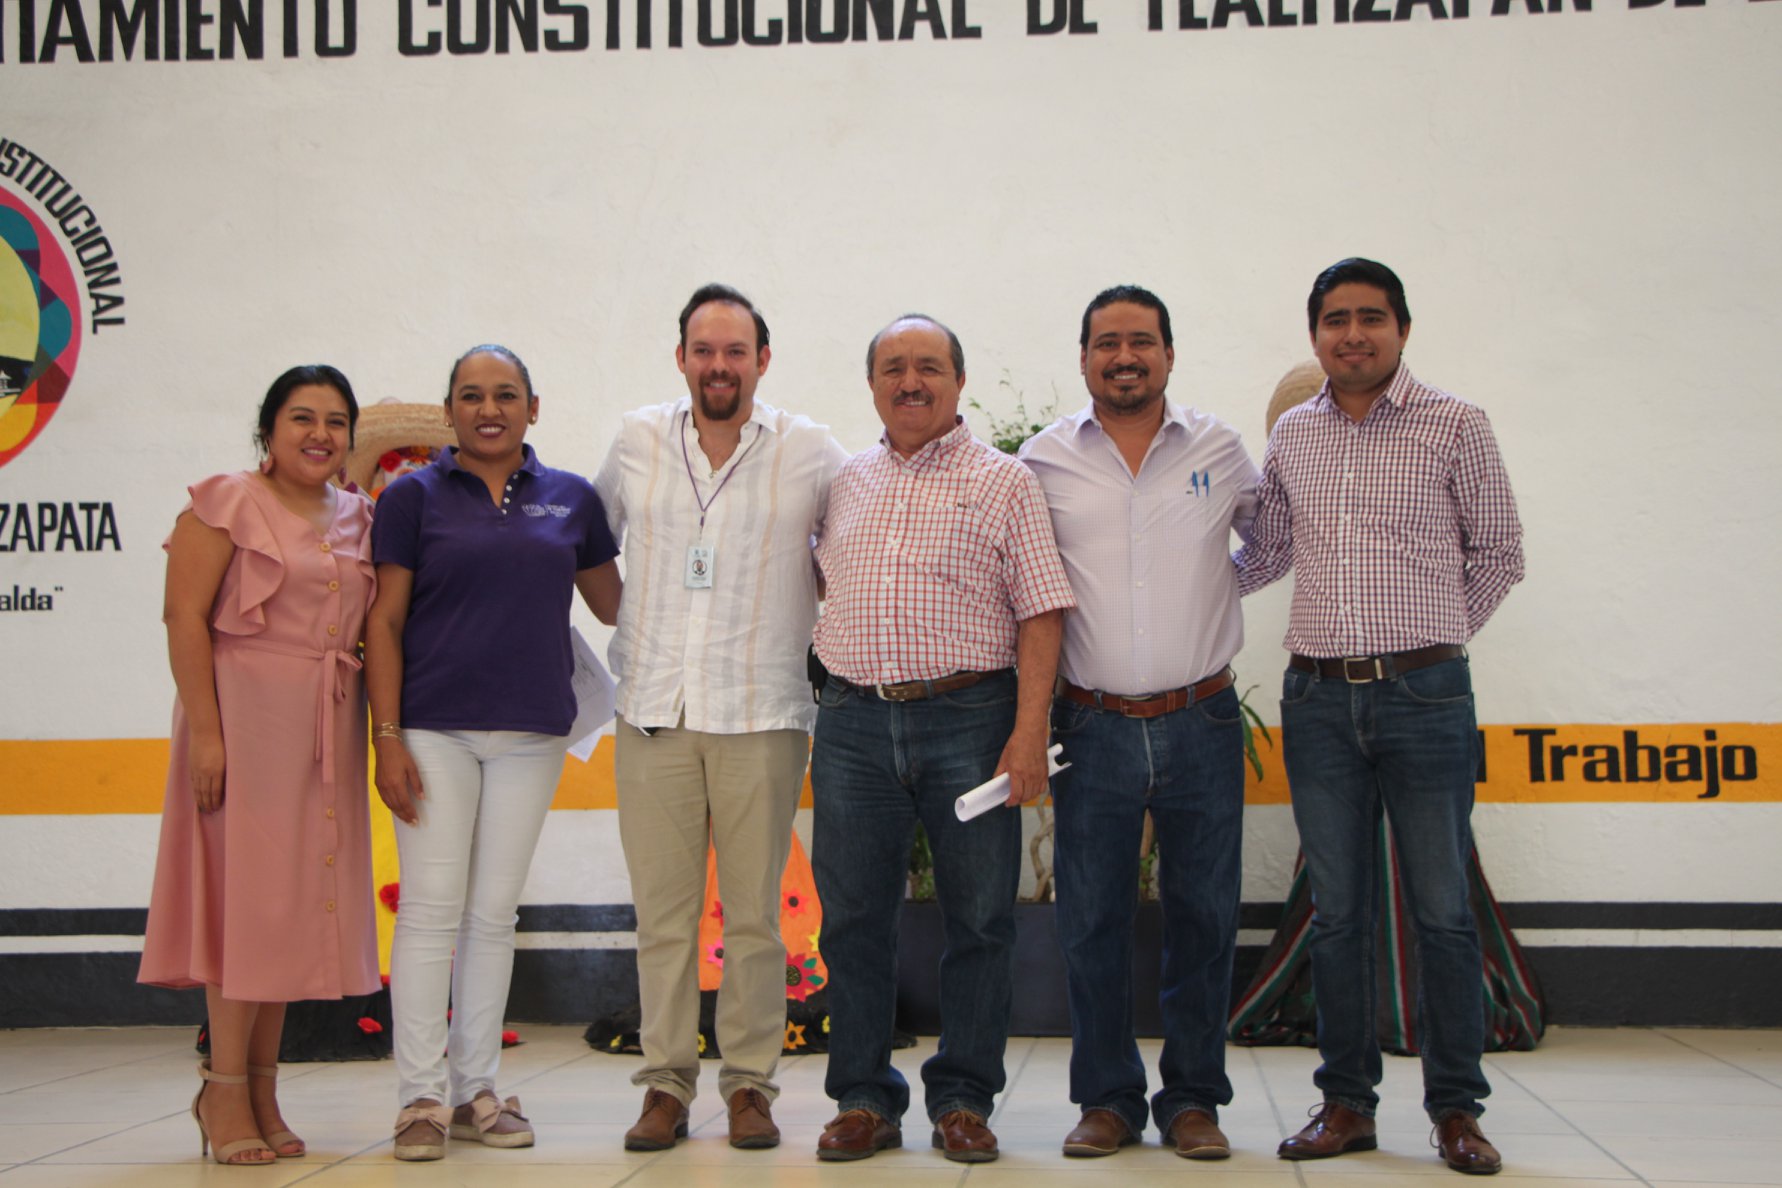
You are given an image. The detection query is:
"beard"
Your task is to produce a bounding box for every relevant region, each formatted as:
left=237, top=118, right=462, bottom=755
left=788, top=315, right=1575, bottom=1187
left=1094, top=381, right=1162, bottom=414
left=697, top=379, right=742, bottom=422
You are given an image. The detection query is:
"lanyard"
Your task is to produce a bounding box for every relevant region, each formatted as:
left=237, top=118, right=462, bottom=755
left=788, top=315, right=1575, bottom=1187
left=679, top=411, right=762, bottom=532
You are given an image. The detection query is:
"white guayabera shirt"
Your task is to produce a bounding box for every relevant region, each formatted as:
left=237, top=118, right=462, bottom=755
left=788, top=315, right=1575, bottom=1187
left=596, top=397, right=847, bottom=734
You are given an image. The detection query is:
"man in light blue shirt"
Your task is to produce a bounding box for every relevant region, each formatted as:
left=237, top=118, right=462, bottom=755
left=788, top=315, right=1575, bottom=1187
left=1020, top=285, right=1259, bottom=1161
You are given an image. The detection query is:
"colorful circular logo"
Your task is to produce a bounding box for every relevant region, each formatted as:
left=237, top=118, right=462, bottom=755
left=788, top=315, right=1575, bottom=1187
left=0, top=186, right=82, bottom=469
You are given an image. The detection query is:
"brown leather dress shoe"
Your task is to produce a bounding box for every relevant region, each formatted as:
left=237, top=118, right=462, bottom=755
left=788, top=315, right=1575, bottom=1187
left=727, top=1088, right=780, bottom=1149
left=817, top=1109, right=901, bottom=1161
left=931, top=1109, right=998, bottom=1163
left=1168, top=1109, right=1231, bottom=1160
left=1434, top=1112, right=1502, bottom=1175
left=623, top=1088, right=688, bottom=1151
left=1277, top=1102, right=1377, bottom=1160
left=1062, top=1107, right=1138, bottom=1157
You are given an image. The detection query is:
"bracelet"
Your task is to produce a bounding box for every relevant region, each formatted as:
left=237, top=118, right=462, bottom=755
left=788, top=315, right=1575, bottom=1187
left=372, top=723, right=403, bottom=740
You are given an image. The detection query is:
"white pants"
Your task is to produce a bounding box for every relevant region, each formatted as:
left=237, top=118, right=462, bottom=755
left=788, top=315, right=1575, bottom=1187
left=390, top=729, right=566, bottom=1108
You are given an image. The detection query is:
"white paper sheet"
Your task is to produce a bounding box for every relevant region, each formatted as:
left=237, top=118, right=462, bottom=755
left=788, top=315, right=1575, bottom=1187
left=565, top=627, right=617, bottom=762
left=953, top=743, right=1069, bottom=821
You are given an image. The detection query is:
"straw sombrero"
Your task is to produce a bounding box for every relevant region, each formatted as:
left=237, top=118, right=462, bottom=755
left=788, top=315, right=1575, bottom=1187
left=341, top=402, right=455, bottom=491
left=1265, top=360, right=1327, bottom=436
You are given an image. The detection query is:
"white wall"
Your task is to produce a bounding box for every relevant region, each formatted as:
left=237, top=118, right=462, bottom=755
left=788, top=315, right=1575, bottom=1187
left=3, top=0, right=1779, bottom=925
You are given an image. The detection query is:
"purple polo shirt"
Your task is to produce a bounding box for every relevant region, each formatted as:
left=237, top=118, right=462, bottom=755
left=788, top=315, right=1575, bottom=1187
left=372, top=445, right=618, bottom=736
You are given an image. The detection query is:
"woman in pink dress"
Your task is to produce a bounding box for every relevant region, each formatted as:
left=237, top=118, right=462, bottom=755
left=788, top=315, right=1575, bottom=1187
left=139, top=365, right=381, bottom=1165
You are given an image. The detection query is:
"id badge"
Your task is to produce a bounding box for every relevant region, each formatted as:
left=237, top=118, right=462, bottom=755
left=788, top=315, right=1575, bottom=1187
left=685, top=543, right=715, bottom=589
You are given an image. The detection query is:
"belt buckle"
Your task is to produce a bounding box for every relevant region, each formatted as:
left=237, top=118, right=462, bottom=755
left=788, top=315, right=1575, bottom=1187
left=1342, top=656, right=1384, bottom=684
left=876, top=681, right=919, bottom=702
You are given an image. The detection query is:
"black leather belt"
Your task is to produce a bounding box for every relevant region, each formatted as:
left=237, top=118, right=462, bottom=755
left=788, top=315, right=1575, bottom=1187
left=1290, top=644, right=1465, bottom=684
left=1057, top=667, right=1235, bottom=719
left=836, top=668, right=1013, bottom=703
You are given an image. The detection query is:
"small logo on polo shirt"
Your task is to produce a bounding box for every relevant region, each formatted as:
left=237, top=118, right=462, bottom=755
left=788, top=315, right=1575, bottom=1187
left=521, top=503, right=572, bottom=518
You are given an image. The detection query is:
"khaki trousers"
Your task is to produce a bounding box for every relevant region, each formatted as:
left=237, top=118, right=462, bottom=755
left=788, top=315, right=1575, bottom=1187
left=615, top=714, right=810, bottom=1105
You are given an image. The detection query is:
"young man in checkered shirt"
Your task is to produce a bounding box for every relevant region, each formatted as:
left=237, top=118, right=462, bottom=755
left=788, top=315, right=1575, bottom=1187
left=1235, top=258, right=1524, bottom=1176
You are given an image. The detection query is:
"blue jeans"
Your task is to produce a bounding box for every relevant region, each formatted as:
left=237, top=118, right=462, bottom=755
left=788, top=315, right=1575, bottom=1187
left=1050, top=685, right=1244, bottom=1135
left=810, top=671, right=1021, bottom=1123
left=1281, top=657, right=1490, bottom=1121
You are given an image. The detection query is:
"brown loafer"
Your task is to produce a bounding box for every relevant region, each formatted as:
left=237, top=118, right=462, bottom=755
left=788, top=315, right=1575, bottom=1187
left=1062, top=1107, right=1138, bottom=1157
left=1278, top=1101, right=1377, bottom=1160
left=817, top=1109, right=901, bottom=1161
left=931, top=1109, right=998, bottom=1163
left=623, top=1088, right=688, bottom=1151
left=1168, top=1108, right=1231, bottom=1160
left=1434, top=1112, right=1502, bottom=1175
left=727, top=1088, right=780, bottom=1150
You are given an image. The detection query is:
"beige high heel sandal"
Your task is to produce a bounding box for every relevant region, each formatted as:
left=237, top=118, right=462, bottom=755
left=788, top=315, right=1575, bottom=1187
left=247, top=1064, right=306, bottom=1157
left=191, top=1061, right=276, bottom=1166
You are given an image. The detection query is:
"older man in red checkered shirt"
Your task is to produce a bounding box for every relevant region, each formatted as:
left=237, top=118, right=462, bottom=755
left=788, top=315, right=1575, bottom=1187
left=809, top=314, right=1075, bottom=1165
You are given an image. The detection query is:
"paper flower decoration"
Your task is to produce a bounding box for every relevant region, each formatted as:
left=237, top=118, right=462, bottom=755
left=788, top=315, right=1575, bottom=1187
left=784, top=952, right=825, bottom=1002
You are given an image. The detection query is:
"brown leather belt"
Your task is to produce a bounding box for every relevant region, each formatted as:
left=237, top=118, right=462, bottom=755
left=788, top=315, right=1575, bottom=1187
left=1289, top=644, right=1465, bottom=684
left=1057, top=667, right=1235, bottom=719
left=840, top=668, right=1013, bottom=703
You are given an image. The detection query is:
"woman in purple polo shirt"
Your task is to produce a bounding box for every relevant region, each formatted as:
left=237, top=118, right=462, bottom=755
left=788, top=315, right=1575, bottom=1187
left=364, top=344, right=621, bottom=1162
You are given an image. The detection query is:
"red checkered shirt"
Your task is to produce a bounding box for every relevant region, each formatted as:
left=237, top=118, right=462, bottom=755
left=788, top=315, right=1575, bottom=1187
left=1234, top=364, right=1524, bottom=656
left=815, top=421, right=1076, bottom=684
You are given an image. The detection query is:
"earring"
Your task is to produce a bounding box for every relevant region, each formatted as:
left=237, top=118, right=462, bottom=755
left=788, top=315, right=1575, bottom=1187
left=259, top=456, right=275, bottom=475
left=529, top=416, right=537, bottom=424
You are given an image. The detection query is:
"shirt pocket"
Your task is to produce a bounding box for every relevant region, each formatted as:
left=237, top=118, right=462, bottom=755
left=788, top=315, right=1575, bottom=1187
left=910, top=491, right=1001, bottom=590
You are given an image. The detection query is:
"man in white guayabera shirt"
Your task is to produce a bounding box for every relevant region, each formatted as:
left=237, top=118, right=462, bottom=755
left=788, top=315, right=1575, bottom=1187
left=595, top=283, right=846, bottom=1154
left=1020, top=284, right=1259, bottom=1162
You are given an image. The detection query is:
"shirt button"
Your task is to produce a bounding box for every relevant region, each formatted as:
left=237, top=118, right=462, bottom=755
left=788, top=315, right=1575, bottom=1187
left=325, top=900, right=336, bottom=913
left=319, top=541, right=331, bottom=552
left=1135, top=581, right=1144, bottom=589
left=327, top=580, right=339, bottom=591
left=327, top=624, right=339, bottom=636
left=1137, top=628, right=1146, bottom=636
left=326, top=808, right=335, bottom=819
left=324, top=855, right=335, bottom=866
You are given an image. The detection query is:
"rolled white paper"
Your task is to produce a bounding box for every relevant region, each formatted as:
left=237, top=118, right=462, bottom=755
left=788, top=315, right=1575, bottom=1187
left=954, top=743, right=1069, bottom=821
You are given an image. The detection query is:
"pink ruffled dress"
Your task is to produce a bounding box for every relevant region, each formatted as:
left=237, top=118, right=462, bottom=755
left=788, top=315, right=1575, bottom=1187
left=138, top=472, right=381, bottom=1002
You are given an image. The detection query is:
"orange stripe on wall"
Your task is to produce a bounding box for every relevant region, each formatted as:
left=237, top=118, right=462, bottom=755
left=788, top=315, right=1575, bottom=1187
left=1, top=724, right=1775, bottom=814
left=1242, top=723, right=1781, bottom=804
left=0, top=735, right=816, bottom=814
left=0, top=738, right=172, bottom=814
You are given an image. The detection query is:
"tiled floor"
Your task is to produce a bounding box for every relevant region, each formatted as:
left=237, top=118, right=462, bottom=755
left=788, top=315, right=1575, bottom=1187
left=1, top=1025, right=1779, bottom=1185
